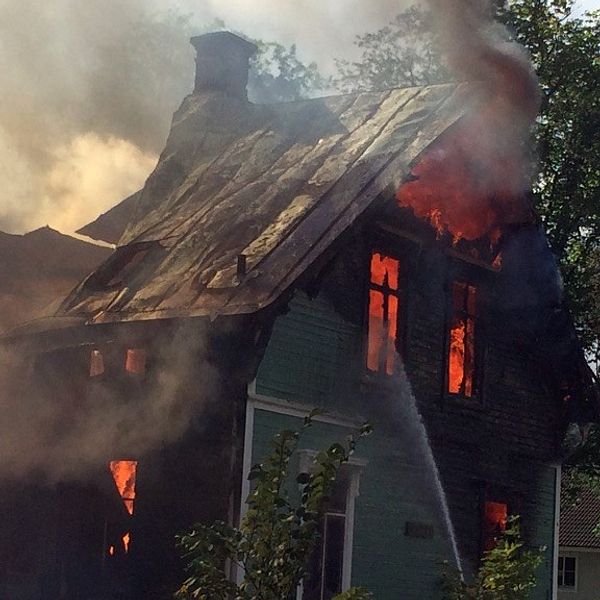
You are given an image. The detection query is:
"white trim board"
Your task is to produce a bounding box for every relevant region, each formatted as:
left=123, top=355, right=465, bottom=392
left=248, top=391, right=366, bottom=429
left=552, top=465, right=561, bottom=600
left=559, top=546, right=600, bottom=554
left=239, top=386, right=367, bottom=595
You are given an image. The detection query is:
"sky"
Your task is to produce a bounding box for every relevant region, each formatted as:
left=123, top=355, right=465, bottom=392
left=0, top=0, right=597, bottom=238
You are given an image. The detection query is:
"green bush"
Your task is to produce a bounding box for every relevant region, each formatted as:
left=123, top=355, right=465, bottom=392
left=175, top=411, right=372, bottom=600
left=442, top=517, right=545, bottom=600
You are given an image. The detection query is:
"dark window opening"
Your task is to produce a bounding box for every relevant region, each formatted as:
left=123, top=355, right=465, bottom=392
left=558, top=556, right=576, bottom=588
left=448, top=281, right=477, bottom=397
left=367, top=252, right=401, bottom=375
left=305, top=474, right=349, bottom=600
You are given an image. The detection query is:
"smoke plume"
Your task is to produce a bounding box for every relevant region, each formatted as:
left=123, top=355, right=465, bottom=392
left=0, top=0, right=412, bottom=235
left=0, top=324, right=219, bottom=481
left=398, top=0, right=541, bottom=242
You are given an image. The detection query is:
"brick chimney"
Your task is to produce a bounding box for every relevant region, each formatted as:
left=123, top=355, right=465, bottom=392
left=190, top=32, right=258, bottom=100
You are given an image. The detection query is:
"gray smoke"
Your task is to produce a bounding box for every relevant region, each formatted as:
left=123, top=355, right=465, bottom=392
left=424, top=0, right=540, bottom=187
left=0, top=324, right=219, bottom=481
left=0, top=0, right=412, bottom=235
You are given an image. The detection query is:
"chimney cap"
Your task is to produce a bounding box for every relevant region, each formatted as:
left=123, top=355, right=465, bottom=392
left=190, top=31, right=258, bottom=58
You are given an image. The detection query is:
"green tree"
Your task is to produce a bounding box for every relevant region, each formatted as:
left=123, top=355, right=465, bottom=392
left=499, top=0, right=600, bottom=353
left=175, top=413, right=373, bottom=600
left=333, top=5, right=448, bottom=92
left=249, top=41, right=328, bottom=103
left=442, top=517, right=545, bottom=600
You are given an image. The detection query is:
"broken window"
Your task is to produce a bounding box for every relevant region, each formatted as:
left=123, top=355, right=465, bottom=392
left=558, top=556, right=577, bottom=588
left=109, top=460, right=138, bottom=554
left=367, top=252, right=401, bottom=375
left=482, top=501, right=508, bottom=551
left=448, top=281, right=477, bottom=397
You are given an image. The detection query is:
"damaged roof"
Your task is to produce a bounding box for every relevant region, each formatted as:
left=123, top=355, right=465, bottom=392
left=59, top=82, right=473, bottom=324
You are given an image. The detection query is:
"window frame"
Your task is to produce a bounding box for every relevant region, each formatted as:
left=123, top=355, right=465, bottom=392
left=481, top=499, right=509, bottom=553
left=363, top=248, right=407, bottom=378
left=557, top=555, right=578, bottom=591
left=479, top=486, right=523, bottom=558
left=297, top=450, right=367, bottom=599
left=444, top=277, right=484, bottom=402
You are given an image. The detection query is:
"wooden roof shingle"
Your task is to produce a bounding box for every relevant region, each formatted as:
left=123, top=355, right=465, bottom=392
left=59, top=82, right=473, bottom=324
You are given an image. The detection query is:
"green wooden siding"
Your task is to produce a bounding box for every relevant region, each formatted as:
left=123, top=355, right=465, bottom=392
left=253, top=247, right=559, bottom=598
left=256, top=292, right=362, bottom=412
left=251, top=408, right=455, bottom=599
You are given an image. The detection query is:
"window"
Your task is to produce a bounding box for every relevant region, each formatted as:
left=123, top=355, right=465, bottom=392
left=108, top=460, right=138, bottom=555
left=298, top=452, right=366, bottom=600
left=125, top=348, right=146, bottom=376
left=305, top=487, right=347, bottom=600
left=558, top=556, right=577, bottom=589
left=482, top=501, right=508, bottom=551
left=448, top=281, right=477, bottom=397
left=89, top=349, right=105, bottom=377
left=367, top=252, right=401, bottom=375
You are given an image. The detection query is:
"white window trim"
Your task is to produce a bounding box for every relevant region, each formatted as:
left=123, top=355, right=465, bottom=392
left=297, top=449, right=367, bottom=595
left=557, top=554, right=578, bottom=593
left=238, top=383, right=368, bottom=595
left=552, top=465, right=561, bottom=600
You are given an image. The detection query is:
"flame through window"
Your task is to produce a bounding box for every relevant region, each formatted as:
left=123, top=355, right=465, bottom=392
left=367, top=252, right=400, bottom=375
left=109, top=460, right=138, bottom=554
left=448, top=282, right=477, bottom=397
left=483, top=501, right=508, bottom=551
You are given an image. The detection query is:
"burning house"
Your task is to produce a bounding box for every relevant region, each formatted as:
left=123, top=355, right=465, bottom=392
left=1, top=30, right=597, bottom=600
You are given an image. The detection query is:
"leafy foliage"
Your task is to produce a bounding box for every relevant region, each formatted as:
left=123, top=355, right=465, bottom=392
left=333, top=6, right=449, bottom=92
left=561, top=426, right=600, bottom=504
left=498, top=0, right=600, bottom=354
left=249, top=41, right=328, bottom=103
left=175, top=413, right=373, bottom=600
left=442, top=517, right=545, bottom=600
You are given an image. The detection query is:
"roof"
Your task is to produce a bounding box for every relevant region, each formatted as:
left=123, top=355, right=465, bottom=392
left=0, top=227, right=111, bottom=333
left=77, top=190, right=141, bottom=245
left=58, top=82, right=474, bottom=324
left=561, top=488, right=600, bottom=549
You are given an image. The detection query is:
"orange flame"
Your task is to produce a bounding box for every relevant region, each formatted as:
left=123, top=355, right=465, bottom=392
left=397, top=106, right=532, bottom=243
left=109, top=460, right=137, bottom=555
left=448, top=283, right=476, bottom=397
left=125, top=349, right=146, bottom=376
left=89, top=349, right=105, bottom=377
left=109, top=460, right=137, bottom=516
left=484, top=501, right=508, bottom=550
left=367, top=253, right=399, bottom=375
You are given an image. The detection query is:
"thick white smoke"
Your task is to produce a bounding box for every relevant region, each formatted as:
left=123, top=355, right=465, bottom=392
left=0, top=0, right=412, bottom=235
left=0, top=324, right=220, bottom=481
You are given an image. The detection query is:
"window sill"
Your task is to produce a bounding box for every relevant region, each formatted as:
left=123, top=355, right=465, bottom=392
left=443, top=393, right=485, bottom=411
